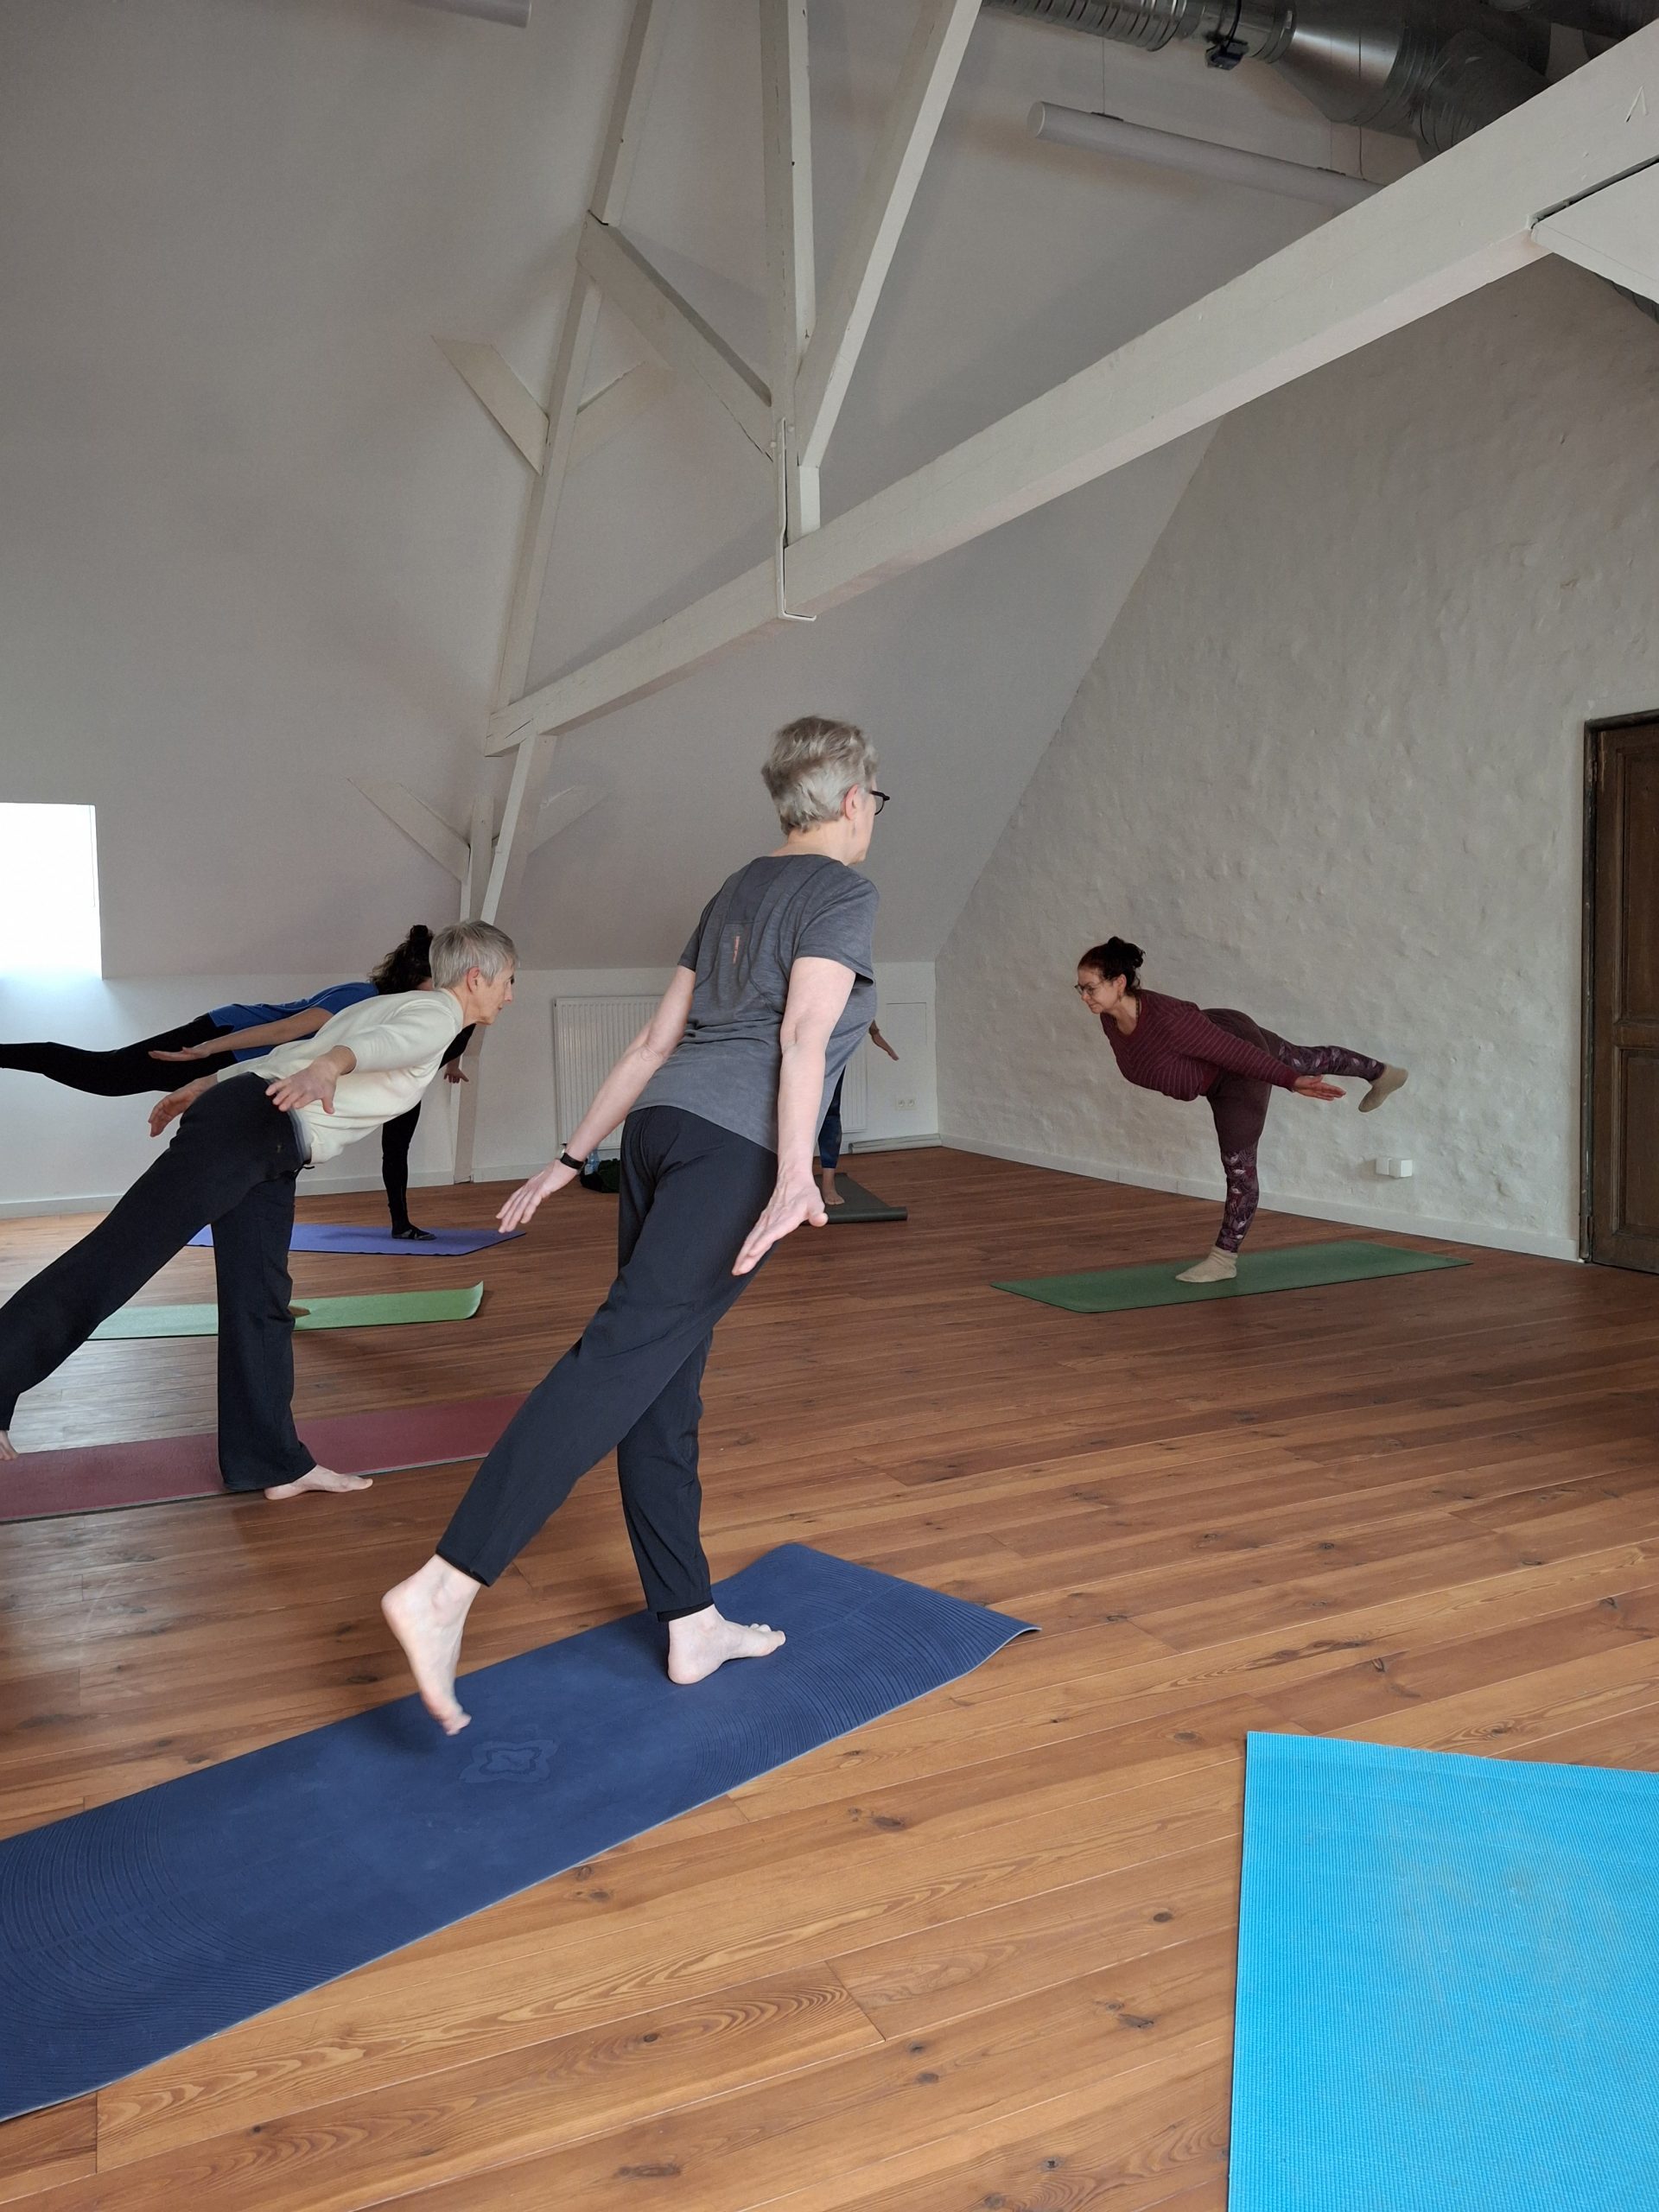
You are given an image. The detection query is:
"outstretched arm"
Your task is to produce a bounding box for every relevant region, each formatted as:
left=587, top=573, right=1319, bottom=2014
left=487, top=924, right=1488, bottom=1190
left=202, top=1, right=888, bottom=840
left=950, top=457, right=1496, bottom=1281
left=149, top=1006, right=331, bottom=1062
left=498, top=969, right=696, bottom=1230
left=733, top=957, right=856, bottom=1275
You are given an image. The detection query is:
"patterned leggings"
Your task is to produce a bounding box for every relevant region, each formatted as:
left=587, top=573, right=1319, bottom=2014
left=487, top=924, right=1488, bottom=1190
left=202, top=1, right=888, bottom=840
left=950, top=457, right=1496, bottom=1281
left=1205, top=1010, right=1383, bottom=1255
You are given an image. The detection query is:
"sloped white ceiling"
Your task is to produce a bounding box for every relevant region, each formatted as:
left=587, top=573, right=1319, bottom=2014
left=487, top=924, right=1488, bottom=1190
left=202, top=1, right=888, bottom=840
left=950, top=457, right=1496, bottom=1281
left=0, top=0, right=1370, bottom=974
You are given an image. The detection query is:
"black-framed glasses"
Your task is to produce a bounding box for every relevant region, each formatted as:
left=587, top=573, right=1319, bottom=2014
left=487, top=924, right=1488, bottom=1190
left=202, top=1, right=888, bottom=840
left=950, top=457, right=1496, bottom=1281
left=869, top=789, right=892, bottom=814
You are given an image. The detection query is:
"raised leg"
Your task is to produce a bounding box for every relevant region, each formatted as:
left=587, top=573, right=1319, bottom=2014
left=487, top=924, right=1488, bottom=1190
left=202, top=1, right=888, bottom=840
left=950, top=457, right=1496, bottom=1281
left=0, top=1079, right=279, bottom=1433
left=0, top=1016, right=233, bottom=1096
left=1254, top=1027, right=1384, bottom=1085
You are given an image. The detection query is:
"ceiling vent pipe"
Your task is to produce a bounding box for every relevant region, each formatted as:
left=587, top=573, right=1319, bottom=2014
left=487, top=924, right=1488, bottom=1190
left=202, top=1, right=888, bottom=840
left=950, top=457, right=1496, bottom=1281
left=1029, top=100, right=1379, bottom=203
left=982, top=0, right=1624, bottom=151
left=397, top=0, right=531, bottom=26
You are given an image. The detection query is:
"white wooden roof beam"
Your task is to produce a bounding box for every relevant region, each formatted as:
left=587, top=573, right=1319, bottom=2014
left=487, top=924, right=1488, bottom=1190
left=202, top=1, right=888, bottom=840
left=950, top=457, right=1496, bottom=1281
left=354, top=781, right=470, bottom=879
left=486, top=29, right=1659, bottom=751
left=760, top=0, right=818, bottom=537
left=576, top=213, right=773, bottom=459
left=435, top=346, right=674, bottom=475
left=1533, top=159, right=1659, bottom=306
left=794, top=0, right=980, bottom=474
left=490, top=0, right=676, bottom=716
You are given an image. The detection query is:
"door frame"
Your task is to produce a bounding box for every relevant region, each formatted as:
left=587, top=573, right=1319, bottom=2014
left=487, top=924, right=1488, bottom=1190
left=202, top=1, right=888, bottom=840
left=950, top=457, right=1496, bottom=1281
left=1580, top=709, right=1659, bottom=1263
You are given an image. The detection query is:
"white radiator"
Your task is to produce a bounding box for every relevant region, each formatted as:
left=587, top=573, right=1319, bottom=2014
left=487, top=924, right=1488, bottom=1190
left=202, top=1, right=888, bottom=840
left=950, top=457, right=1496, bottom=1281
left=553, top=994, right=870, bottom=1149
left=553, top=995, right=658, bottom=1149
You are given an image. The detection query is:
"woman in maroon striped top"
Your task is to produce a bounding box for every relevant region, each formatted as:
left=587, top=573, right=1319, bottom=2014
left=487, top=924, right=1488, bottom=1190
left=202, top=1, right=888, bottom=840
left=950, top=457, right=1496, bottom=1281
left=1076, top=938, right=1408, bottom=1283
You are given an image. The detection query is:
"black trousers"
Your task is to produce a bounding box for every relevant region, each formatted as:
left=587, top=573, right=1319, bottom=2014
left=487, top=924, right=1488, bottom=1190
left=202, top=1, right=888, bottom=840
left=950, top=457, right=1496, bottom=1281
left=817, top=1072, right=845, bottom=1172
left=381, top=1103, right=422, bottom=1230
left=0, top=1014, right=237, bottom=1096
left=0, top=1076, right=313, bottom=1491
left=438, top=1104, right=777, bottom=1615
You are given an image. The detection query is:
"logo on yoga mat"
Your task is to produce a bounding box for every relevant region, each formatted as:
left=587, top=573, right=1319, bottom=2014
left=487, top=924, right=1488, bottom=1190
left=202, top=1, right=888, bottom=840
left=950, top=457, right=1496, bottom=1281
left=461, top=1740, right=557, bottom=1783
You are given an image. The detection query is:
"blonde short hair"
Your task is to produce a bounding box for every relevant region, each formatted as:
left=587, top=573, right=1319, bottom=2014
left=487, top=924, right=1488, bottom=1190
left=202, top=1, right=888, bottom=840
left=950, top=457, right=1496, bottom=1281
left=761, top=716, right=879, bottom=833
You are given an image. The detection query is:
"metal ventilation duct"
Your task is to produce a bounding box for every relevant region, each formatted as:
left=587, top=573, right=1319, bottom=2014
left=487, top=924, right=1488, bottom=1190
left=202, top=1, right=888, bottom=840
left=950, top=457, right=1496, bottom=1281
left=984, top=0, right=1657, bottom=149
left=398, top=0, right=531, bottom=26
left=1029, top=100, right=1380, bottom=203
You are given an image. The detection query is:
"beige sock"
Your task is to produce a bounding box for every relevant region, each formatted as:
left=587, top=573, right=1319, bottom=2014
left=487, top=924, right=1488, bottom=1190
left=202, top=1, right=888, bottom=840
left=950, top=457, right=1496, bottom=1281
left=1178, top=1246, right=1238, bottom=1284
left=1359, top=1065, right=1408, bottom=1113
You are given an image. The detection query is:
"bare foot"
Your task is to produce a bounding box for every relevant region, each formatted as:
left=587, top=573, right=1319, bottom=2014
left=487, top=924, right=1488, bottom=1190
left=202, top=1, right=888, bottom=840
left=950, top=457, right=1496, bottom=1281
left=264, top=1464, right=374, bottom=1500
left=667, top=1605, right=786, bottom=1686
left=382, top=1558, right=480, bottom=1733
left=0, top=1431, right=16, bottom=1462
left=818, top=1173, right=844, bottom=1209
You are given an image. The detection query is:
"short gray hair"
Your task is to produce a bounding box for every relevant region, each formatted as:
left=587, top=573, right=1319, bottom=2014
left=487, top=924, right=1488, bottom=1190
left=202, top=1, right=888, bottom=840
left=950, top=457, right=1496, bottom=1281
left=761, top=716, right=878, bottom=832
left=430, top=920, right=517, bottom=988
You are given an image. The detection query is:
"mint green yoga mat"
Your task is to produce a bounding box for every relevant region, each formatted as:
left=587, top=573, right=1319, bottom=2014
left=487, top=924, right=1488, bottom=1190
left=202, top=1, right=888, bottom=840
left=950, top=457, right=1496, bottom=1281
left=92, top=1282, right=484, bottom=1339
left=994, top=1238, right=1466, bottom=1313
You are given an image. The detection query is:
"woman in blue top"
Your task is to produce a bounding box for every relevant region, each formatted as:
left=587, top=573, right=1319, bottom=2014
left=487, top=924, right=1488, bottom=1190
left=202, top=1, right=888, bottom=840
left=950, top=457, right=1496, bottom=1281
left=0, top=925, right=464, bottom=1236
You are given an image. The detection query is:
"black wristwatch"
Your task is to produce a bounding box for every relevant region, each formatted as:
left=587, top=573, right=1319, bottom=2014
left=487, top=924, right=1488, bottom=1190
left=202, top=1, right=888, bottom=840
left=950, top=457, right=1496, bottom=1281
left=559, top=1149, right=585, bottom=1173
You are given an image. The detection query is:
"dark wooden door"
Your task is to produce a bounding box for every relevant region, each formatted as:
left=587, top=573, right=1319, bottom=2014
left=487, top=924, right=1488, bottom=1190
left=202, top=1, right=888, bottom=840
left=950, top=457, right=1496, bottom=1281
left=1588, top=717, right=1659, bottom=1271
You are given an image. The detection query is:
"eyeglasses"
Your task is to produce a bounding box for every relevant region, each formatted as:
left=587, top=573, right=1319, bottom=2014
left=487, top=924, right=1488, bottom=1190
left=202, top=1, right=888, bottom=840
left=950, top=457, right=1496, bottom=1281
left=869, top=789, right=891, bottom=814
left=1073, top=981, right=1102, bottom=996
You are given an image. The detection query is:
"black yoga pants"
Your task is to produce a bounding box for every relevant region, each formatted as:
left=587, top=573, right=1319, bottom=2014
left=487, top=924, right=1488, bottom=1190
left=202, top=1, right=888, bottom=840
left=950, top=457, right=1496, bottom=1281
left=0, top=1014, right=237, bottom=1096
left=437, top=1104, right=777, bottom=1617
left=381, top=1103, right=422, bottom=1230
left=0, top=1076, right=313, bottom=1491
left=817, top=1073, right=845, bottom=1172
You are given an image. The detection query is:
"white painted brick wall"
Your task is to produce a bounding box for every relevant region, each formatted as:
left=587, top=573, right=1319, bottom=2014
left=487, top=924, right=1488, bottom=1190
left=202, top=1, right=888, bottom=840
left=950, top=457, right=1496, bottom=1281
left=938, top=259, right=1659, bottom=1261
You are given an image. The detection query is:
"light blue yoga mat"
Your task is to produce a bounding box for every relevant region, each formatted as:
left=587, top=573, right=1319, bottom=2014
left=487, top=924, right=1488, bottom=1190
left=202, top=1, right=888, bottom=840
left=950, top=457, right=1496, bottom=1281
left=0, top=1545, right=1033, bottom=2119
left=1230, top=1732, right=1659, bottom=2210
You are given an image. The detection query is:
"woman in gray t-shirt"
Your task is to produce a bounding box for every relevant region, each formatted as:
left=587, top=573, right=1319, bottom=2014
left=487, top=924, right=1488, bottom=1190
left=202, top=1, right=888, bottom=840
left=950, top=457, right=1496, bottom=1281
left=384, top=716, right=885, bottom=1734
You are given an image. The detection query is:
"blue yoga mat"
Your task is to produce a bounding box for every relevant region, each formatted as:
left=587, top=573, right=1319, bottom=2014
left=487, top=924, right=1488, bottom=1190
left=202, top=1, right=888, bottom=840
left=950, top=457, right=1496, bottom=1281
left=0, top=1545, right=1032, bottom=2119
left=1230, top=1733, right=1659, bottom=2210
left=188, top=1223, right=523, bottom=1255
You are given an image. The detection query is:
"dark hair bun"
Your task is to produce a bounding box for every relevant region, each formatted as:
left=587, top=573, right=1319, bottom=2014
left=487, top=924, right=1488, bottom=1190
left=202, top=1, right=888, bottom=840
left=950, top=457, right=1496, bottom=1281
left=370, top=923, right=437, bottom=994
left=1077, top=936, right=1145, bottom=987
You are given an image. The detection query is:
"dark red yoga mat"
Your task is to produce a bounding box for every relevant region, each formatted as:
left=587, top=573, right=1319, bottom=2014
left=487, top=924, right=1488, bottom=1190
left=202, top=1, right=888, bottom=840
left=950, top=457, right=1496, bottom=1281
left=1, top=1394, right=524, bottom=1523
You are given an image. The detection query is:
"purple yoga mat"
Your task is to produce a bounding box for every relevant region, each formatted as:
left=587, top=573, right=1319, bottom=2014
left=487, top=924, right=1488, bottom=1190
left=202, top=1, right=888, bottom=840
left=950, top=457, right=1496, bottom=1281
left=2, top=1394, right=524, bottom=1522
left=188, top=1224, right=523, bottom=1256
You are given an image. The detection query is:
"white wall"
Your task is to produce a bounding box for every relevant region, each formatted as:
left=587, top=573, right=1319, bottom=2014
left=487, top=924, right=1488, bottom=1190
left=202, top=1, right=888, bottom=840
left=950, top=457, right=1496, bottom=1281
left=938, top=259, right=1659, bottom=1262
left=0, top=962, right=936, bottom=1214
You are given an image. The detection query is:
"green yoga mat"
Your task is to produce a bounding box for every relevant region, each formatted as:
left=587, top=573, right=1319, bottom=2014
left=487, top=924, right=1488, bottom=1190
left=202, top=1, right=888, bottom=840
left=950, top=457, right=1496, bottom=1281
left=994, top=1238, right=1467, bottom=1313
left=92, top=1282, right=485, bottom=1340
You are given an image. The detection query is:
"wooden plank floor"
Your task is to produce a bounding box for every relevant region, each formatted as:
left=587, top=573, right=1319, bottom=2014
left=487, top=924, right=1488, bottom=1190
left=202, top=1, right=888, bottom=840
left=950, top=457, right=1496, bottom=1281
left=4, top=1146, right=1659, bottom=2209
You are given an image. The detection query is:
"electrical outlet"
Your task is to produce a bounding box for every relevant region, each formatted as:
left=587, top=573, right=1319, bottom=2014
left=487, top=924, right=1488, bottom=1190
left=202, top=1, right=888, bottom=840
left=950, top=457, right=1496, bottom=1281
left=1373, top=1157, right=1414, bottom=1179
left=896, top=1096, right=916, bottom=1111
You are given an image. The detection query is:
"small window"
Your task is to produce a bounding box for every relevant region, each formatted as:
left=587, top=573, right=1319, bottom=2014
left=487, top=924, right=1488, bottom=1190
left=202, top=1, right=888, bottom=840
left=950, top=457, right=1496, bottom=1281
left=0, top=805, right=103, bottom=976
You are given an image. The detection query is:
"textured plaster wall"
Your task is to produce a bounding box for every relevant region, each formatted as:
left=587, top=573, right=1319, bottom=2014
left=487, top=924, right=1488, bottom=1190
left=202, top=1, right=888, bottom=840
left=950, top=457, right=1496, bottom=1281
left=938, top=261, right=1659, bottom=1260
